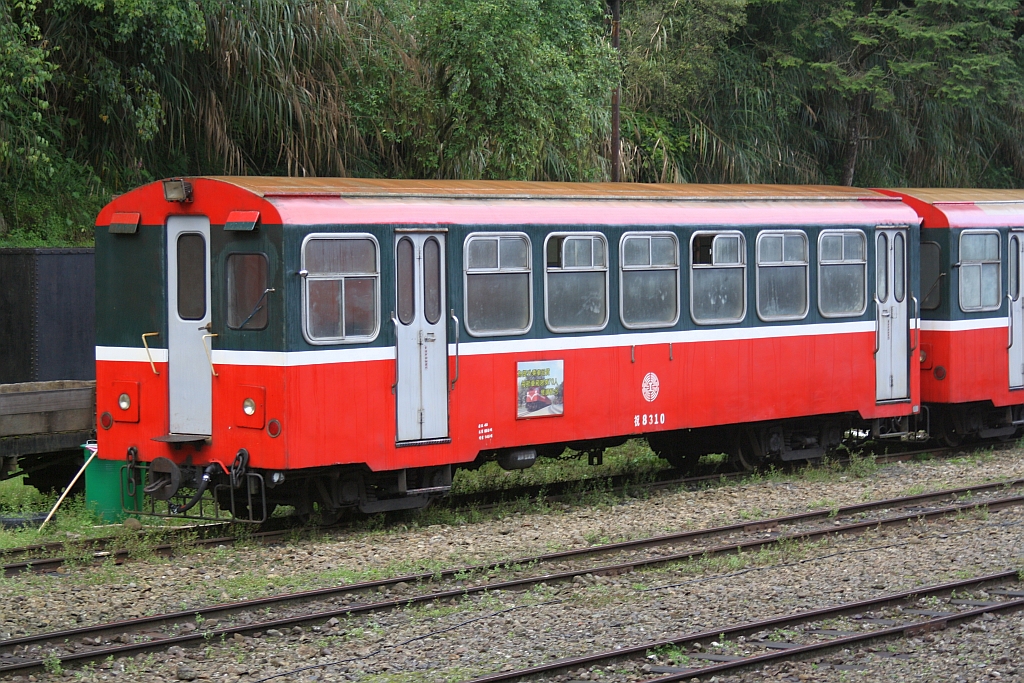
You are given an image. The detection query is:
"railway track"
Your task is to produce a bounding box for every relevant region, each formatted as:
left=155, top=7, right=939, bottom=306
left=0, top=439, right=992, bottom=576
left=0, top=464, right=736, bottom=576
left=2, top=478, right=1022, bottom=674
left=460, top=570, right=1024, bottom=683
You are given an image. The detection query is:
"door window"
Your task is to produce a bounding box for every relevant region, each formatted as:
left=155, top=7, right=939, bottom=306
left=893, top=232, right=906, bottom=303
left=875, top=233, right=889, bottom=303
left=1011, top=236, right=1020, bottom=301
left=176, top=233, right=207, bottom=320
left=423, top=237, right=442, bottom=325
left=396, top=237, right=415, bottom=325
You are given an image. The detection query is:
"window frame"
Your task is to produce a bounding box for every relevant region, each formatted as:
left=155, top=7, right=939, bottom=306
left=463, top=231, right=533, bottom=337
left=225, top=251, right=270, bottom=330
left=958, top=228, right=1002, bottom=313
left=618, top=231, right=680, bottom=329
left=300, top=232, right=381, bottom=345
left=817, top=229, right=868, bottom=319
left=689, top=230, right=747, bottom=326
left=755, top=230, right=809, bottom=322
left=543, top=231, right=610, bottom=333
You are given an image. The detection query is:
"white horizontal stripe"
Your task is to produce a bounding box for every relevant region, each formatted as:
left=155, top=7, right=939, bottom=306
left=98, top=321, right=879, bottom=368
left=213, top=347, right=393, bottom=366
left=96, top=345, right=168, bottom=363
left=450, top=321, right=875, bottom=356
left=920, top=318, right=1008, bottom=332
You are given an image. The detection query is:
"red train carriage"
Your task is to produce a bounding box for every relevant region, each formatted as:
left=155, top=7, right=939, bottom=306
left=94, top=179, right=922, bottom=520
left=880, top=189, right=1024, bottom=445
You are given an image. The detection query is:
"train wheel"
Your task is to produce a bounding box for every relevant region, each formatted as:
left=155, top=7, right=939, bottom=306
left=937, top=419, right=963, bottom=448
left=729, top=439, right=759, bottom=472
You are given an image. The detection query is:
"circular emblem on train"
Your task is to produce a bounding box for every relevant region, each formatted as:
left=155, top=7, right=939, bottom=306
left=641, top=372, right=660, bottom=402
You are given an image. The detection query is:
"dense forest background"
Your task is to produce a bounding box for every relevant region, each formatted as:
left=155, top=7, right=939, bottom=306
left=2, top=0, right=1023, bottom=245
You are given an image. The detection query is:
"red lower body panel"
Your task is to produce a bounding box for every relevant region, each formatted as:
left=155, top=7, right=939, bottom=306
left=920, top=327, right=1023, bottom=407
left=96, top=330, right=916, bottom=471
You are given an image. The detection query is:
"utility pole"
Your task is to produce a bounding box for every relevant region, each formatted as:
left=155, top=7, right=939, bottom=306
left=610, top=0, right=621, bottom=182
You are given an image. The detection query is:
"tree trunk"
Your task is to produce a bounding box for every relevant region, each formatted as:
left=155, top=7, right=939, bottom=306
left=841, top=94, right=865, bottom=186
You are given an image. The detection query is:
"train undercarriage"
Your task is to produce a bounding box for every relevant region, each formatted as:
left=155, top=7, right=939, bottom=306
left=120, top=401, right=1021, bottom=524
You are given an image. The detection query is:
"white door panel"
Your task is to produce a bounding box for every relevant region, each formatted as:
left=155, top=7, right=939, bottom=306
left=875, top=228, right=910, bottom=402
left=395, top=233, right=449, bottom=441
left=167, top=216, right=212, bottom=435
left=1010, top=232, right=1023, bottom=389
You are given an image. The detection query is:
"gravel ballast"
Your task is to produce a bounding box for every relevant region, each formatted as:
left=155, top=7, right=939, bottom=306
left=2, top=447, right=1023, bottom=682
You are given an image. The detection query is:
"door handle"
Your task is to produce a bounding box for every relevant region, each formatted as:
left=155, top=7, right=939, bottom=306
left=450, top=309, right=460, bottom=391
left=201, top=334, right=219, bottom=377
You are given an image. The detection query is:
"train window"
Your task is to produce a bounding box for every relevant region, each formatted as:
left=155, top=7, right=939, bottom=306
left=545, top=233, right=609, bottom=332
left=921, top=242, right=942, bottom=310
left=226, top=253, right=269, bottom=329
left=959, top=230, right=1001, bottom=312
left=756, top=231, right=808, bottom=321
left=177, top=233, right=206, bottom=321
left=301, top=234, right=380, bottom=344
left=464, top=233, right=532, bottom=336
left=423, top=237, right=442, bottom=325
left=690, top=231, right=745, bottom=325
left=818, top=230, right=867, bottom=317
left=619, top=232, right=679, bottom=328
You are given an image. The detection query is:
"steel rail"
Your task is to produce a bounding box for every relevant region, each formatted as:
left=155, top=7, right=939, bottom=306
left=0, top=439, right=994, bottom=574
left=0, top=466, right=738, bottom=576
left=459, top=570, right=1024, bottom=683
left=1, top=486, right=1022, bottom=674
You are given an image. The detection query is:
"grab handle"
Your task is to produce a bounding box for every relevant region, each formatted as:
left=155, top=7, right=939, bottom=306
left=201, top=333, right=219, bottom=377
left=910, top=295, right=919, bottom=352
left=1009, top=294, right=1015, bottom=350
left=141, top=332, right=160, bottom=375
left=450, top=310, right=460, bottom=391
left=873, top=296, right=881, bottom=355
left=391, top=312, right=399, bottom=393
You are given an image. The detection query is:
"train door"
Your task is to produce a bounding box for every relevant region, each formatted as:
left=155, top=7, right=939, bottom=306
left=166, top=216, right=213, bottom=436
left=1009, top=231, right=1024, bottom=389
left=874, top=227, right=910, bottom=402
left=394, top=232, right=449, bottom=442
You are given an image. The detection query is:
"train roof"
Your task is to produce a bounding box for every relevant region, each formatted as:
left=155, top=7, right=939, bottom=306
left=214, top=177, right=887, bottom=201
left=876, top=188, right=1024, bottom=229
left=98, top=178, right=920, bottom=228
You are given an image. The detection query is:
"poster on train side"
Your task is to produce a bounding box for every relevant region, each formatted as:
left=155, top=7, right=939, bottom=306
left=516, top=360, right=564, bottom=418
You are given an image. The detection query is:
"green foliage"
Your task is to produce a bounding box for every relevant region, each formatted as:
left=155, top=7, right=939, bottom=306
left=2, top=0, right=1024, bottom=246
left=420, top=0, right=615, bottom=179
